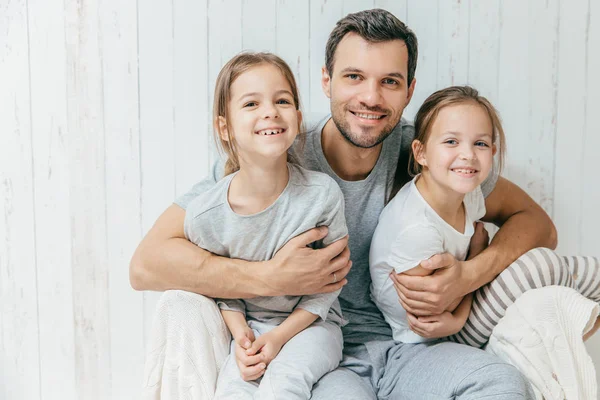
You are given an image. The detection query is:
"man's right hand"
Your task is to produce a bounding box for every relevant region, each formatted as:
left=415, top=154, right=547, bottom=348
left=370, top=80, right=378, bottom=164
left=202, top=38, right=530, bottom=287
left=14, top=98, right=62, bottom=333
left=263, top=227, right=351, bottom=297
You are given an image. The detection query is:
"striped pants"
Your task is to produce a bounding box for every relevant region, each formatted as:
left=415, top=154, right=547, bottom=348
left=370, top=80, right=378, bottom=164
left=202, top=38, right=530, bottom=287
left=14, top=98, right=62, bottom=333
left=449, top=248, right=600, bottom=347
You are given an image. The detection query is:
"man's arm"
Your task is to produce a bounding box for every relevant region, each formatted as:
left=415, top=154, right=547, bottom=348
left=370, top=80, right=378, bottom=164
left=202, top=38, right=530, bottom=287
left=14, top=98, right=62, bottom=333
left=393, top=176, right=557, bottom=315
left=464, top=176, right=557, bottom=291
left=129, top=204, right=351, bottom=298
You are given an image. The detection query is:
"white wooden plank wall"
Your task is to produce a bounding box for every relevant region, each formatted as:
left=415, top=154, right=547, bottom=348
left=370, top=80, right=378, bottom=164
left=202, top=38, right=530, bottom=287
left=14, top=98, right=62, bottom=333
left=1, top=1, right=598, bottom=398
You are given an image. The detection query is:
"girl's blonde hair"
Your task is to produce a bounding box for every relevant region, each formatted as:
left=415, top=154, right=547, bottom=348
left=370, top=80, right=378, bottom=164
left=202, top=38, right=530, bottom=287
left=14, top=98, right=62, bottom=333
left=390, top=86, right=506, bottom=201
left=213, top=52, right=305, bottom=175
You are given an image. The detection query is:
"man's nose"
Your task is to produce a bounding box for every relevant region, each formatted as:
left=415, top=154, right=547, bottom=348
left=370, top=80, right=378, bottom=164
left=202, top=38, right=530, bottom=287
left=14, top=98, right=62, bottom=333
left=357, top=80, right=383, bottom=107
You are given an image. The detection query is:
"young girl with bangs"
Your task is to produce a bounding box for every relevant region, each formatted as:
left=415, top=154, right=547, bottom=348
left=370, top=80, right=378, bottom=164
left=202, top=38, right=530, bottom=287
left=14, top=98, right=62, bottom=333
left=183, top=52, right=347, bottom=399
left=370, top=86, right=596, bottom=348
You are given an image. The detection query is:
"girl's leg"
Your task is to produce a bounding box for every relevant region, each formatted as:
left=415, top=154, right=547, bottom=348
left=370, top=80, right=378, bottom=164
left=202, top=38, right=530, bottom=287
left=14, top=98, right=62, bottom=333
left=255, top=320, right=344, bottom=400
left=562, top=255, right=600, bottom=302
left=450, top=247, right=577, bottom=347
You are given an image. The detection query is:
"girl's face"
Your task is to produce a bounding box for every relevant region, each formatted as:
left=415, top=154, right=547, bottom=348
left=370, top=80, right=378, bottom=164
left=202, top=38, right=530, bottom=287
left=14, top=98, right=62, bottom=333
left=219, top=63, right=301, bottom=165
left=414, top=102, right=497, bottom=195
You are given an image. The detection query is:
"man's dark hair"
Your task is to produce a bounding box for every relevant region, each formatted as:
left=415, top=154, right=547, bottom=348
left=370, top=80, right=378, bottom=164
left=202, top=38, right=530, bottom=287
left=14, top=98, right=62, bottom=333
left=325, top=8, right=418, bottom=86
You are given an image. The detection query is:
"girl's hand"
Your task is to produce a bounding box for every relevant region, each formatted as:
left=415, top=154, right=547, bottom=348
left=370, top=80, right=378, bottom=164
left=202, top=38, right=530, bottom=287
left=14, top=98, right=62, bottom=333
left=467, top=221, right=489, bottom=260
left=406, top=310, right=466, bottom=338
left=245, top=330, right=285, bottom=366
left=232, top=326, right=266, bottom=381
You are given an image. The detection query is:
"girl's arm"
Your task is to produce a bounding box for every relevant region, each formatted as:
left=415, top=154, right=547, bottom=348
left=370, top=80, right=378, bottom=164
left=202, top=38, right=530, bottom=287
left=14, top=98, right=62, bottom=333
left=245, top=309, right=318, bottom=365
left=407, top=293, right=473, bottom=339
left=221, top=309, right=251, bottom=341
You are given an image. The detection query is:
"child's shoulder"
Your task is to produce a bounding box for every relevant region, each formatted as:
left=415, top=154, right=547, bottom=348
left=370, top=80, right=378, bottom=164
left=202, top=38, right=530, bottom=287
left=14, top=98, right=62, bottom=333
left=464, top=185, right=486, bottom=220
left=287, top=163, right=344, bottom=208
left=185, top=174, right=232, bottom=220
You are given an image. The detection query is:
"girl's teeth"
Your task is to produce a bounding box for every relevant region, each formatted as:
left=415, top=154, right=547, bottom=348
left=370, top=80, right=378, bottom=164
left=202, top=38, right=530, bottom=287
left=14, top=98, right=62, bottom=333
left=259, top=129, right=283, bottom=135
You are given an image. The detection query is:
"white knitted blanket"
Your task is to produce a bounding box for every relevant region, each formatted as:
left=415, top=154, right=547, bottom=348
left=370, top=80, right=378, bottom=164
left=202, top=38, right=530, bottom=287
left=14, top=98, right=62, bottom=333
left=485, top=286, right=599, bottom=400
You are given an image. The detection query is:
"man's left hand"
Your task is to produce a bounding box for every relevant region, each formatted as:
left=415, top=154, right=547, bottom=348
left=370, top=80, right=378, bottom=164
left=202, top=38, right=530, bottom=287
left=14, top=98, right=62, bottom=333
left=391, top=253, right=473, bottom=316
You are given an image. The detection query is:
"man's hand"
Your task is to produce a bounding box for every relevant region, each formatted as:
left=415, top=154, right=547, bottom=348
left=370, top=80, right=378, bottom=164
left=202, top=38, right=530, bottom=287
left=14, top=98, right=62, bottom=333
left=391, top=254, right=472, bottom=316
left=263, top=227, right=352, bottom=296
left=406, top=310, right=465, bottom=338
left=391, top=222, right=489, bottom=316
left=245, top=330, right=286, bottom=368
left=232, top=326, right=266, bottom=381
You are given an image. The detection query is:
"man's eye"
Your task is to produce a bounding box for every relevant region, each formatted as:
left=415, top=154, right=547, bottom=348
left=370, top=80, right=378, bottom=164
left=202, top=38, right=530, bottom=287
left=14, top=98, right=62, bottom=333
left=347, top=74, right=360, bottom=80
left=383, top=78, right=398, bottom=85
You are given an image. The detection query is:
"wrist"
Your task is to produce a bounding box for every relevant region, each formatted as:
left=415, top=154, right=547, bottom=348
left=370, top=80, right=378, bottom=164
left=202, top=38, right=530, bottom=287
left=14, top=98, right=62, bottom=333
left=254, top=259, right=278, bottom=297
left=462, top=259, right=480, bottom=293
left=267, top=327, right=288, bottom=345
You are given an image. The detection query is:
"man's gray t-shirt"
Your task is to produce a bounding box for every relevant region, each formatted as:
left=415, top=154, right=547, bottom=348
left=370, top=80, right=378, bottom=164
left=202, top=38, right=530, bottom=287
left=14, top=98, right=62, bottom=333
left=183, top=162, right=348, bottom=325
left=176, top=114, right=499, bottom=345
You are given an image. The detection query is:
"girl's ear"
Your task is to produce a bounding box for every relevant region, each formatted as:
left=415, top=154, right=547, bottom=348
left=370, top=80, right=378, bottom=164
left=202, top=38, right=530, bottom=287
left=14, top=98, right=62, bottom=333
left=412, top=139, right=427, bottom=167
left=217, top=116, right=229, bottom=141
left=492, top=143, right=497, bottom=156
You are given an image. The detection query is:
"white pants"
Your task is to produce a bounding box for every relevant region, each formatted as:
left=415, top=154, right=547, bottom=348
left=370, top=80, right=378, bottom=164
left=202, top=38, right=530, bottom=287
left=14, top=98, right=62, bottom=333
left=215, top=318, right=343, bottom=400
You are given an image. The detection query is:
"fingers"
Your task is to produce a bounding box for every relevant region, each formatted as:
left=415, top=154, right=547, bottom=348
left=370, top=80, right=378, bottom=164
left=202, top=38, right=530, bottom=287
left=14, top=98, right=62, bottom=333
left=327, top=258, right=352, bottom=284
left=398, top=291, right=436, bottom=317
left=235, top=348, right=264, bottom=367
left=396, top=285, right=440, bottom=306
left=322, top=236, right=349, bottom=262
left=393, top=273, right=429, bottom=292
left=420, top=253, right=455, bottom=271
left=237, top=361, right=266, bottom=382
left=291, top=226, right=328, bottom=247
left=246, top=338, right=264, bottom=356
left=406, top=312, right=429, bottom=336
left=320, top=279, right=348, bottom=293
left=406, top=313, right=438, bottom=338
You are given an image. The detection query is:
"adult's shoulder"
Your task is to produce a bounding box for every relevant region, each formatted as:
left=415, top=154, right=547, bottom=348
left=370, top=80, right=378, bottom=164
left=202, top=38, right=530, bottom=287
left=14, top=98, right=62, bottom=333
left=397, top=117, right=416, bottom=145
left=303, top=112, right=330, bottom=135
left=289, top=162, right=338, bottom=191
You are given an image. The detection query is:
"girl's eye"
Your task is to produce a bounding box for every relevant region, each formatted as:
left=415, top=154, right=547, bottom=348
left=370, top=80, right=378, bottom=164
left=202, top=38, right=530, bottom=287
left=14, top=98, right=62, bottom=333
left=445, top=139, right=458, bottom=145
left=475, top=141, right=490, bottom=147
left=244, top=101, right=257, bottom=108
left=276, top=99, right=292, bottom=105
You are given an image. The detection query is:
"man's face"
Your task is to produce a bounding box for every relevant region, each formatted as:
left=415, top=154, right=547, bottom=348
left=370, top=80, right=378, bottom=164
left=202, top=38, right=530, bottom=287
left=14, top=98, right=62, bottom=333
left=322, top=32, right=415, bottom=149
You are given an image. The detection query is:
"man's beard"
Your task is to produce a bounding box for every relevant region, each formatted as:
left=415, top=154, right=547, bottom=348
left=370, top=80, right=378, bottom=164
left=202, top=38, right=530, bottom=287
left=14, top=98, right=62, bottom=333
left=331, top=101, right=399, bottom=149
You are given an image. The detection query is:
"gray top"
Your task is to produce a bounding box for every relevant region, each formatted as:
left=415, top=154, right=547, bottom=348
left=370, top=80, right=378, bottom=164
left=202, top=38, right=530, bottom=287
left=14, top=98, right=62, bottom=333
left=176, top=114, right=499, bottom=345
left=183, top=162, right=348, bottom=325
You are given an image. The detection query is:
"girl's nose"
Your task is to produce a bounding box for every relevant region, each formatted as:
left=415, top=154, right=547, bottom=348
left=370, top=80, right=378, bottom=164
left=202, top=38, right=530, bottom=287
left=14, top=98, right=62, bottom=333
left=263, top=103, right=279, bottom=119
left=459, top=146, right=476, bottom=160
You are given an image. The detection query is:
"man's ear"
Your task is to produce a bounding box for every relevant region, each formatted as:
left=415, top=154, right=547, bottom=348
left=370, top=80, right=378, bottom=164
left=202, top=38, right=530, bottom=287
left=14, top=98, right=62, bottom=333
left=412, top=139, right=427, bottom=167
left=321, top=66, right=332, bottom=99
left=216, top=116, right=229, bottom=141
left=407, top=78, right=417, bottom=105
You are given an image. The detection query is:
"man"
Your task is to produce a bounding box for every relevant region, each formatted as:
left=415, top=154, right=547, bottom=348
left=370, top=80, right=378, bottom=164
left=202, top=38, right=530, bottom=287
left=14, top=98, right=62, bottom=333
left=132, top=9, right=557, bottom=399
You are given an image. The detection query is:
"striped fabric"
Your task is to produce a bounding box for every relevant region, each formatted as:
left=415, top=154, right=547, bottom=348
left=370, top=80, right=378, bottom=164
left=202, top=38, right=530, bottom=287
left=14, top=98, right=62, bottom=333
left=448, top=248, right=600, bottom=347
